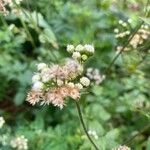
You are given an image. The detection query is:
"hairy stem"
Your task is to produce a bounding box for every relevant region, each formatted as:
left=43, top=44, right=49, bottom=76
left=75, top=102, right=99, bottom=150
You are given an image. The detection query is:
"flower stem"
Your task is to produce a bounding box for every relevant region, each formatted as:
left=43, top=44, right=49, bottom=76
left=75, top=102, right=99, bottom=150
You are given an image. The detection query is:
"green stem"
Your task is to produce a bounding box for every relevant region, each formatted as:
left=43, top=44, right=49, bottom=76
left=75, top=102, right=99, bottom=150
left=105, top=0, right=149, bottom=74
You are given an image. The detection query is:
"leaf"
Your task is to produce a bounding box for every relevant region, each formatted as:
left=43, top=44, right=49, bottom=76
left=139, top=17, right=150, bottom=25
left=39, top=28, right=58, bottom=48
left=14, top=90, right=26, bottom=105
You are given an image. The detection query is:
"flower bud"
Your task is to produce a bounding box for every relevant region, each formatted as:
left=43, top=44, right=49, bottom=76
left=32, top=74, right=40, bottom=83
left=84, top=44, right=95, bottom=54
left=75, top=44, right=84, bottom=52
left=32, top=81, right=44, bottom=91
left=67, top=82, right=75, bottom=88
left=72, top=52, right=81, bottom=60
left=80, top=77, right=90, bottom=87
left=57, top=79, right=63, bottom=86
left=67, top=44, right=74, bottom=53
left=81, top=54, right=88, bottom=61
left=75, top=83, right=83, bottom=90
left=37, top=63, right=47, bottom=71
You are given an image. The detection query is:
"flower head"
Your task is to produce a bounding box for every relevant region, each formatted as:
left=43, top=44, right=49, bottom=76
left=67, top=44, right=74, bottom=53
left=113, top=145, right=131, bottom=150
left=10, top=135, right=28, bottom=150
left=26, top=44, right=94, bottom=109
left=80, top=77, right=90, bottom=87
left=86, top=68, right=105, bottom=85
left=32, top=81, right=44, bottom=91
left=84, top=44, right=95, bottom=54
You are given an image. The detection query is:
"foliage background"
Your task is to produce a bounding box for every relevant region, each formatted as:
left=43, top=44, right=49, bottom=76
left=0, top=0, right=150, bottom=149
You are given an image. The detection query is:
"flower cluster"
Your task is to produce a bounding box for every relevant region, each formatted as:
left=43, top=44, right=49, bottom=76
left=130, top=25, right=149, bottom=48
left=67, top=44, right=95, bottom=62
left=114, top=19, right=149, bottom=53
left=88, top=130, right=98, bottom=140
left=0, top=116, right=5, bottom=129
left=0, top=0, right=23, bottom=15
left=26, top=44, right=94, bottom=109
left=114, top=19, right=131, bottom=39
left=113, top=145, right=131, bottom=150
left=86, top=68, right=105, bottom=85
left=0, top=134, right=8, bottom=146
left=10, top=135, right=28, bottom=150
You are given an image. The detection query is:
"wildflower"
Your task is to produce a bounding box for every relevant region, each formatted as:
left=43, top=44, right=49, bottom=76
left=0, top=0, right=9, bottom=15
left=75, top=44, right=84, bottom=52
left=114, top=28, right=119, bottom=33
left=26, top=44, right=94, bottom=109
left=86, top=68, right=105, bottom=85
left=10, top=135, right=28, bottom=150
left=56, top=79, right=64, bottom=86
left=32, top=81, right=44, bottom=91
left=37, top=63, right=47, bottom=71
left=84, top=44, right=95, bottom=54
left=72, top=52, right=81, bottom=60
left=119, top=20, right=123, bottom=24
left=127, top=19, right=132, bottom=23
left=67, top=44, right=74, bottom=53
left=75, top=83, right=83, bottom=90
left=88, top=130, right=98, bottom=140
left=67, top=82, right=75, bottom=88
left=122, top=22, right=127, bottom=27
left=80, top=77, right=90, bottom=87
left=0, top=0, right=23, bottom=15
left=113, top=145, right=131, bottom=150
left=26, top=90, right=43, bottom=105
left=125, top=31, right=130, bottom=35
left=0, top=117, right=5, bottom=129
left=32, top=74, right=41, bottom=83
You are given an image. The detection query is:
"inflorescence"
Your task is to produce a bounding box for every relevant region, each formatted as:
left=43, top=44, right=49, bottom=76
left=113, top=145, right=131, bottom=150
left=0, top=0, right=23, bottom=15
left=26, top=44, right=96, bottom=109
left=10, top=135, right=28, bottom=150
left=114, top=19, right=150, bottom=53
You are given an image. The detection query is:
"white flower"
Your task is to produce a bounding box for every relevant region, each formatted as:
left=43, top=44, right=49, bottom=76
left=56, top=79, right=64, bottom=86
left=84, top=44, right=95, bottom=54
left=125, top=31, right=130, bottom=35
left=67, top=44, right=74, bottom=53
left=72, top=52, right=81, bottom=60
left=67, top=82, right=75, bottom=88
left=0, top=117, right=5, bottom=129
left=10, top=135, right=28, bottom=150
left=32, top=81, right=44, bottom=91
left=144, top=25, right=149, bottom=29
left=113, top=145, right=131, bottom=150
left=75, top=83, right=83, bottom=90
left=122, top=22, right=127, bottom=27
left=114, top=28, right=119, bottom=33
left=37, top=63, right=47, bottom=71
left=88, top=130, right=98, bottom=140
left=127, top=19, right=132, bottom=23
left=119, top=20, right=123, bottom=24
left=75, top=44, right=84, bottom=52
left=32, top=74, right=40, bottom=83
left=80, top=77, right=90, bottom=87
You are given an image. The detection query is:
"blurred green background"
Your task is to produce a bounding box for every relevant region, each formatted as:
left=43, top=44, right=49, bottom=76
left=0, top=0, right=150, bottom=149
